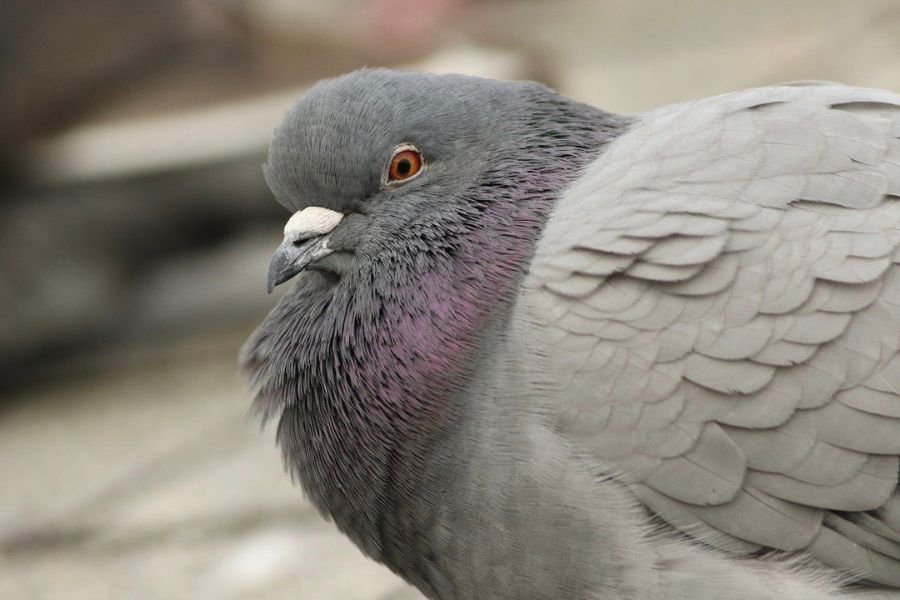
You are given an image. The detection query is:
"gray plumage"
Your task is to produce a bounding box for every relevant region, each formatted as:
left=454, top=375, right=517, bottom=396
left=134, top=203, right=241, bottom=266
left=242, top=69, right=900, bottom=599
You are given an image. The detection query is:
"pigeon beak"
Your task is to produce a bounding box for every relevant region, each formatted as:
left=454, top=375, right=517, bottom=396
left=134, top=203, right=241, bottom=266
left=267, top=235, right=334, bottom=293
left=266, top=207, right=344, bottom=293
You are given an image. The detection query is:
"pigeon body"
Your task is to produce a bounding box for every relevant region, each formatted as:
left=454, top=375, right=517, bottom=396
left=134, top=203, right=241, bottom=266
left=242, top=70, right=900, bottom=599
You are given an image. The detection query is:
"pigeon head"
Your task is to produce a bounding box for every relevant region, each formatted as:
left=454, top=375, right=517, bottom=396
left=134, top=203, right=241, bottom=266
left=262, top=68, right=620, bottom=292
left=243, top=68, right=626, bottom=567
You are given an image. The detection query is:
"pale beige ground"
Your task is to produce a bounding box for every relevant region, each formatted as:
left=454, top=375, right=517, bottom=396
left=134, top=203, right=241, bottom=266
left=0, top=331, right=423, bottom=600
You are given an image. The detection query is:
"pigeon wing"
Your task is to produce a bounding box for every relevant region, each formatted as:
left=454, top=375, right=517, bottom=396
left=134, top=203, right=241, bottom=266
left=521, top=82, right=900, bottom=585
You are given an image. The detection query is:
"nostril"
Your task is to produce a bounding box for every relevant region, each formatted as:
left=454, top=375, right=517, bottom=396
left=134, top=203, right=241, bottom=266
left=290, top=233, right=318, bottom=247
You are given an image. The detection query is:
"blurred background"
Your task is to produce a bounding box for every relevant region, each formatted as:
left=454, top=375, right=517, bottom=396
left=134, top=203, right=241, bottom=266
left=1, top=1, right=898, bottom=598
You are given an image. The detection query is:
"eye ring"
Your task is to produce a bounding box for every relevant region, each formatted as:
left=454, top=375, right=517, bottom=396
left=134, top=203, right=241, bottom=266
left=384, top=144, right=423, bottom=185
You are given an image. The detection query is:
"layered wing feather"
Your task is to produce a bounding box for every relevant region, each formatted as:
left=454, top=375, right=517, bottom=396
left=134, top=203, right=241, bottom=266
left=522, top=83, right=900, bottom=585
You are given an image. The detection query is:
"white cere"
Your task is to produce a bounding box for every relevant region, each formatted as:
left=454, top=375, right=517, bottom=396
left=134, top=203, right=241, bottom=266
left=284, top=206, right=344, bottom=237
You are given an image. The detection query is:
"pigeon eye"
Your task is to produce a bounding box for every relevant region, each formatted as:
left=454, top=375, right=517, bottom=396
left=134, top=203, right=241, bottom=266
left=386, top=145, right=423, bottom=183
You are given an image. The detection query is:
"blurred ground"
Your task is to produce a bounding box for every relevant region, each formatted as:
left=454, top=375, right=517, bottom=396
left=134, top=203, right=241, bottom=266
left=2, top=1, right=899, bottom=599
left=0, top=330, right=421, bottom=600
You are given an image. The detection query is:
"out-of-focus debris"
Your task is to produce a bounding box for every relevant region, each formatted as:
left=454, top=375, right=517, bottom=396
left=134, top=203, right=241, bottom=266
left=22, top=91, right=302, bottom=185
left=0, top=0, right=241, bottom=158
left=22, top=44, right=528, bottom=186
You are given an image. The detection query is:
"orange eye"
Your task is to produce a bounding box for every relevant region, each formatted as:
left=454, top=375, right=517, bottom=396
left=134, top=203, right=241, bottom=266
left=387, top=147, right=422, bottom=182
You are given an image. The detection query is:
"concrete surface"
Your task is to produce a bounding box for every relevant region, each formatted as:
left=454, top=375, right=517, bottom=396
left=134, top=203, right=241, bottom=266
left=0, top=331, right=423, bottom=600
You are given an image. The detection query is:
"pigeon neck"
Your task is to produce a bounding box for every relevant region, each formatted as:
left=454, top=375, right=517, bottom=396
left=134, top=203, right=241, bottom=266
left=256, top=97, right=630, bottom=578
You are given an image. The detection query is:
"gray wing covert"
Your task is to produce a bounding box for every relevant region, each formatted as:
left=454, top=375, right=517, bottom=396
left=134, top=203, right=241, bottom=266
left=522, top=83, right=900, bottom=585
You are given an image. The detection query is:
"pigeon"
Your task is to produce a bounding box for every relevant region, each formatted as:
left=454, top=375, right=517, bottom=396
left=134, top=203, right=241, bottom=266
left=241, top=69, right=900, bottom=600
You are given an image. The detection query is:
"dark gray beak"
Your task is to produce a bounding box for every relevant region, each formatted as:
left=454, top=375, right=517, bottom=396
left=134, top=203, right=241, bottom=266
left=267, top=235, right=334, bottom=293
left=267, top=206, right=345, bottom=293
